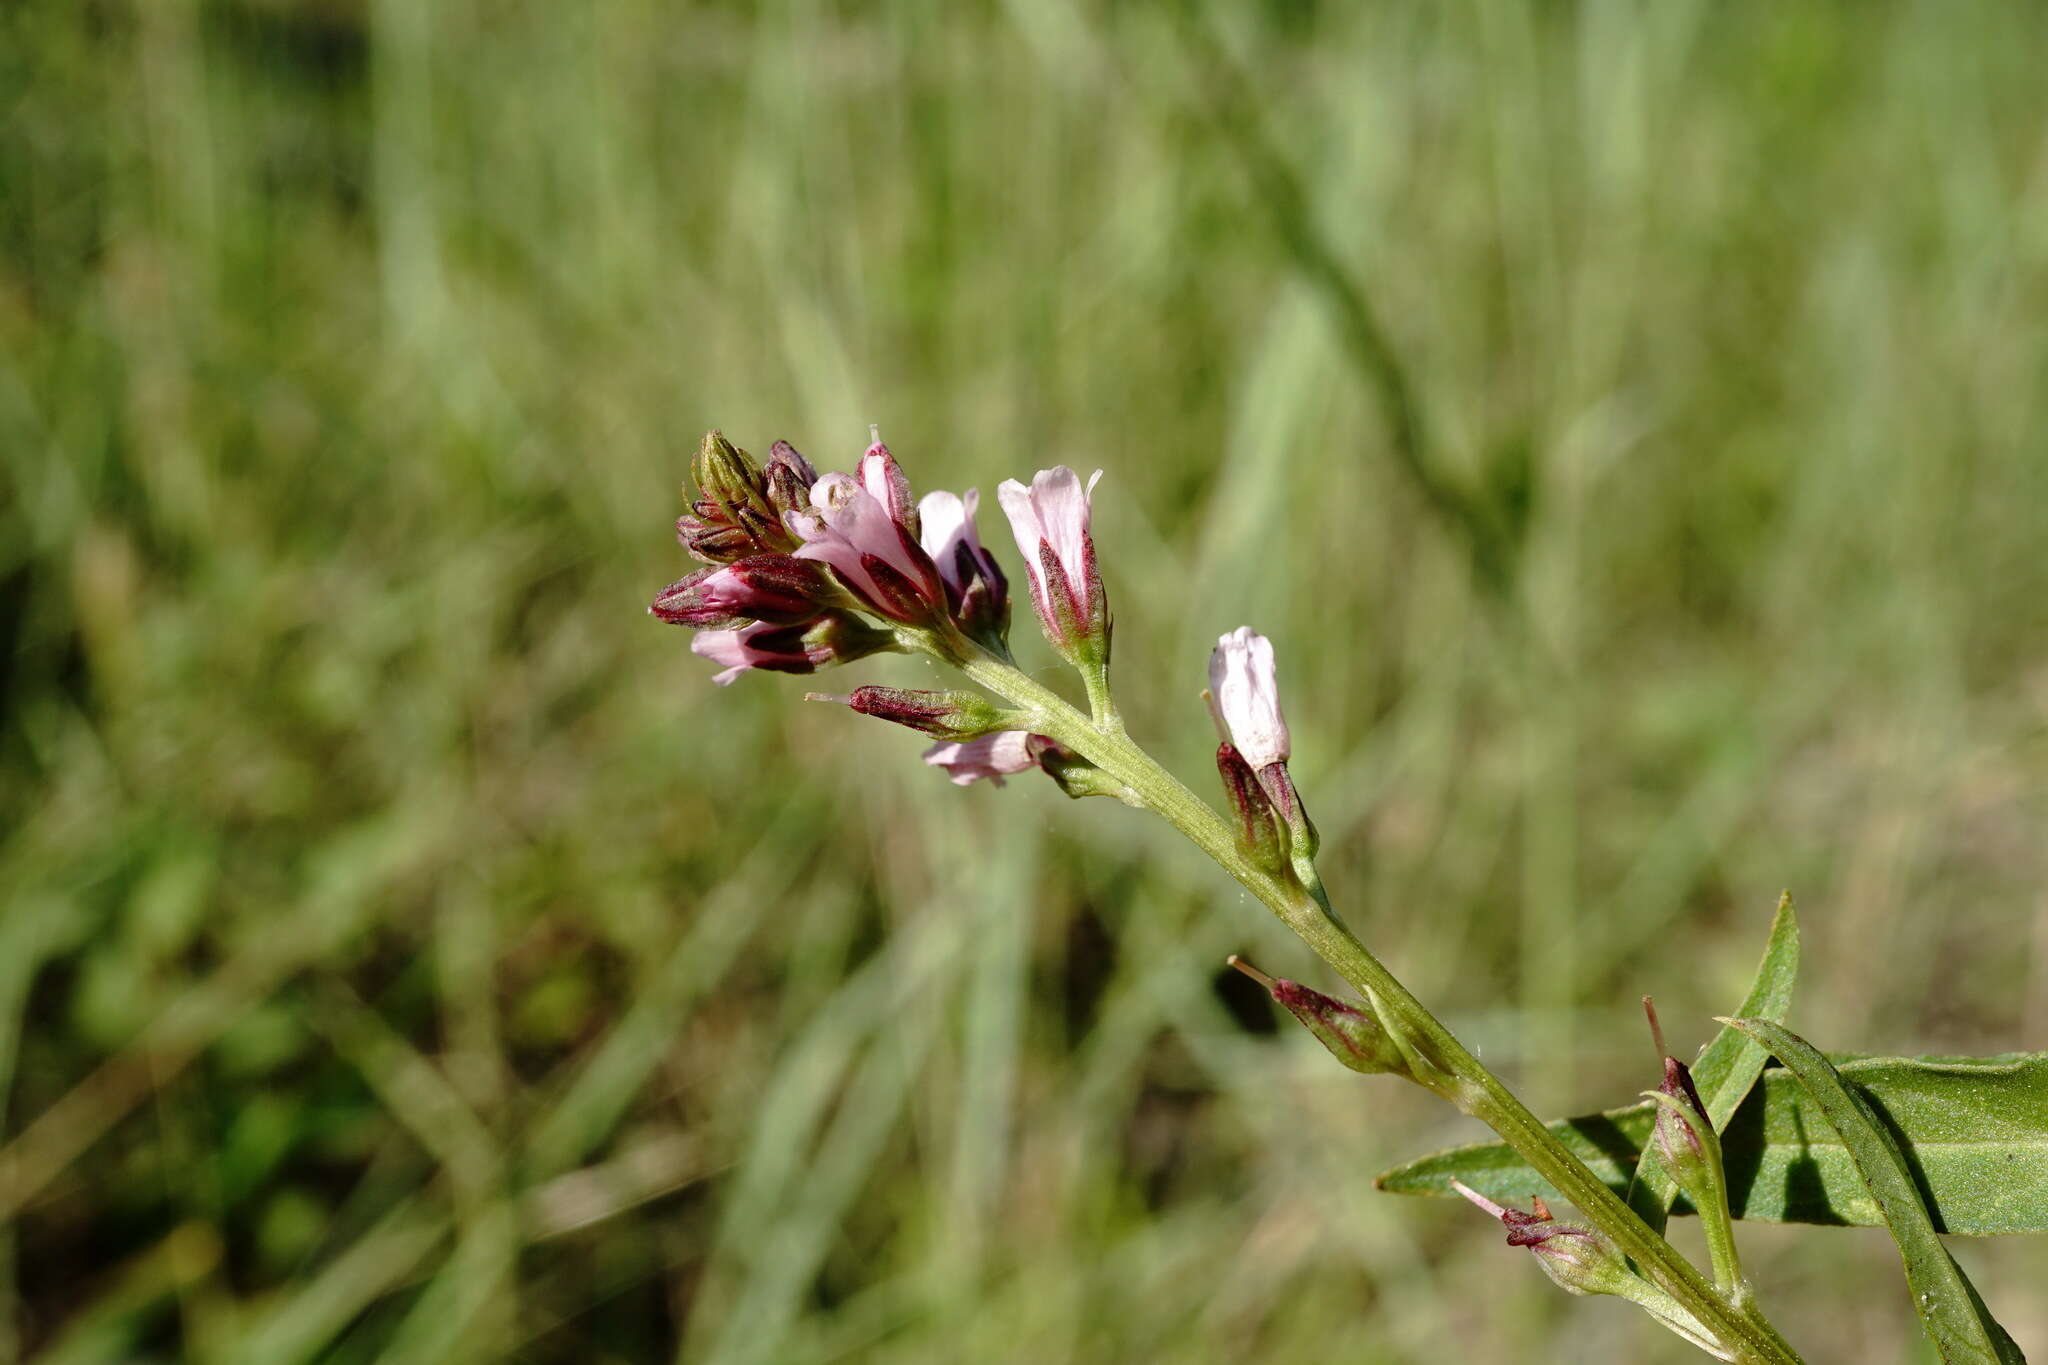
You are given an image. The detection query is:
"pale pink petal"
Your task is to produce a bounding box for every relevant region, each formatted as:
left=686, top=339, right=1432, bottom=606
left=857, top=427, right=915, bottom=527
left=995, top=476, right=1037, bottom=558
left=1031, top=466, right=1098, bottom=589
left=921, top=730, right=1038, bottom=786
left=1208, top=627, right=1290, bottom=769
left=918, top=488, right=984, bottom=594
left=998, top=468, right=1101, bottom=626
left=789, top=474, right=905, bottom=604
left=690, top=624, right=763, bottom=686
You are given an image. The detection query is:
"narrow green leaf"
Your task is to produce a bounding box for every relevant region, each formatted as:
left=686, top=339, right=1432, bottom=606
left=1724, top=1018, right=2024, bottom=1365
left=1375, top=1052, right=2048, bottom=1236
left=1628, top=893, right=1799, bottom=1233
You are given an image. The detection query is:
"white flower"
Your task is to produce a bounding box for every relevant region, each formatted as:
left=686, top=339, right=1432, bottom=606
left=1207, top=627, right=1290, bottom=771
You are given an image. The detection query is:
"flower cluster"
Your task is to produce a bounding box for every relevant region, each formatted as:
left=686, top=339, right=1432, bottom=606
left=652, top=429, right=1011, bottom=667
left=652, top=430, right=1319, bottom=841
left=653, top=428, right=1114, bottom=784
left=653, top=428, right=1828, bottom=1364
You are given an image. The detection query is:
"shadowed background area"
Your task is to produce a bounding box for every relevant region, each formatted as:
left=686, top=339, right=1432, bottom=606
left=6, top=1, right=2048, bottom=1361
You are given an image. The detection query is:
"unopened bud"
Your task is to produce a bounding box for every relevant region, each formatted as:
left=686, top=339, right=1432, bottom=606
left=858, top=429, right=920, bottom=539
left=814, top=686, right=1017, bottom=740
left=1208, top=628, right=1290, bottom=770
left=694, top=430, right=763, bottom=510
left=1228, top=956, right=1403, bottom=1076
left=763, top=440, right=819, bottom=521
left=1207, top=630, right=1317, bottom=875
left=1653, top=1057, right=1710, bottom=1170
left=678, top=431, right=794, bottom=562
left=650, top=555, right=839, bottom=627
left=1642, top=1000, right=1723, bottom=1213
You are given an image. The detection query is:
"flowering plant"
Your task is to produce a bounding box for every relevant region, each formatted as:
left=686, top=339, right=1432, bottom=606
left=655, top=430, right=2037, bottom=1363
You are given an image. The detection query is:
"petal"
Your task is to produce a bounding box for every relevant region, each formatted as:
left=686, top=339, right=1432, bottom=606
left=857, top=429, right=915, bottom=529
left=691, top=625, right=768, bottom=684
left=921, top=730, right=1039, bottom=785
left=1208, top=627, right=1290, bottom=769
left=995, top=478, right=1045, bottom=596
left=791, top=475, right=895, bottom=602
left=918, top=488, right=984, bottom=593
left=688, top=620, right=825, bottom=684
left=1025, top=466, right=1095, bottom=589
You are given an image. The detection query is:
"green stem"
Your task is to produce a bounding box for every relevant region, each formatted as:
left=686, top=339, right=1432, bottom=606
left=955, top=650, right=1803, bottom=1365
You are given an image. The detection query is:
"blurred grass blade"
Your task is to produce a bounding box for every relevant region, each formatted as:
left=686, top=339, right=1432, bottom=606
left=229, top=1204, right=449, bottom=1365
left=1723, top=1018, right=2025, bottom=1364
left=1378, top=1053, right=2048, bottom=1236
left=1628, top=893, right=1800, bottom=1233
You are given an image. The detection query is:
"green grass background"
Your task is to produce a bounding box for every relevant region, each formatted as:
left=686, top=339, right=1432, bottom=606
left=6, top=0, right=2048, bottom=1360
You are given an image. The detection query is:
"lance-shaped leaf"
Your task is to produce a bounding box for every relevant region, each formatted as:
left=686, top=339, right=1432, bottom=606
left=1376, top=1052, right=2048, bottom=1237
left=1723, top=1018, right=2025, bottom=1365
left=1628, top=894, right=1800, bottom=1234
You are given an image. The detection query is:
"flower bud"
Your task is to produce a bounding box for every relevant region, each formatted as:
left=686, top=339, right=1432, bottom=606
left=763, top=440, right=819, bottom=522
left=1270, top=977, right=1405, bottom=1075
left=1229, top=958, right=1403, bottom=1076
left=677, top=431, right=797, bottom=562
left=695, top=429, right=763, bottom=510
left=1208, top=627, right=1289, bottom=770
left=1208, top=628, right=1317, bottom=875
left=858, top=429, right=920, bottom=539
left=1652, top=1056, right=1711, bottom=1177
left=650, top=555, right=839, bottom=628
left=1641, top=1000, right=1730, bottom=1227
left=817, top=685, right=1016, bottom=740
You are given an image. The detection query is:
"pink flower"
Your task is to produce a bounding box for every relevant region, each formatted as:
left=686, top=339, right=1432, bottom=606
left=1207, top=627, right=1290, bottom=771
left=688, top=614, right=894, bottom=686
left=921, top=731, right=1042, bottom=786
left=786, top=472, right=946, bottom=623
left=918, top=488, right=1009, bottom=642
left=691, top=620, right=824, bottom=685
left=996, top=466, right=1105, bottom=652
left=650, top=555, right=835, bottom=627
